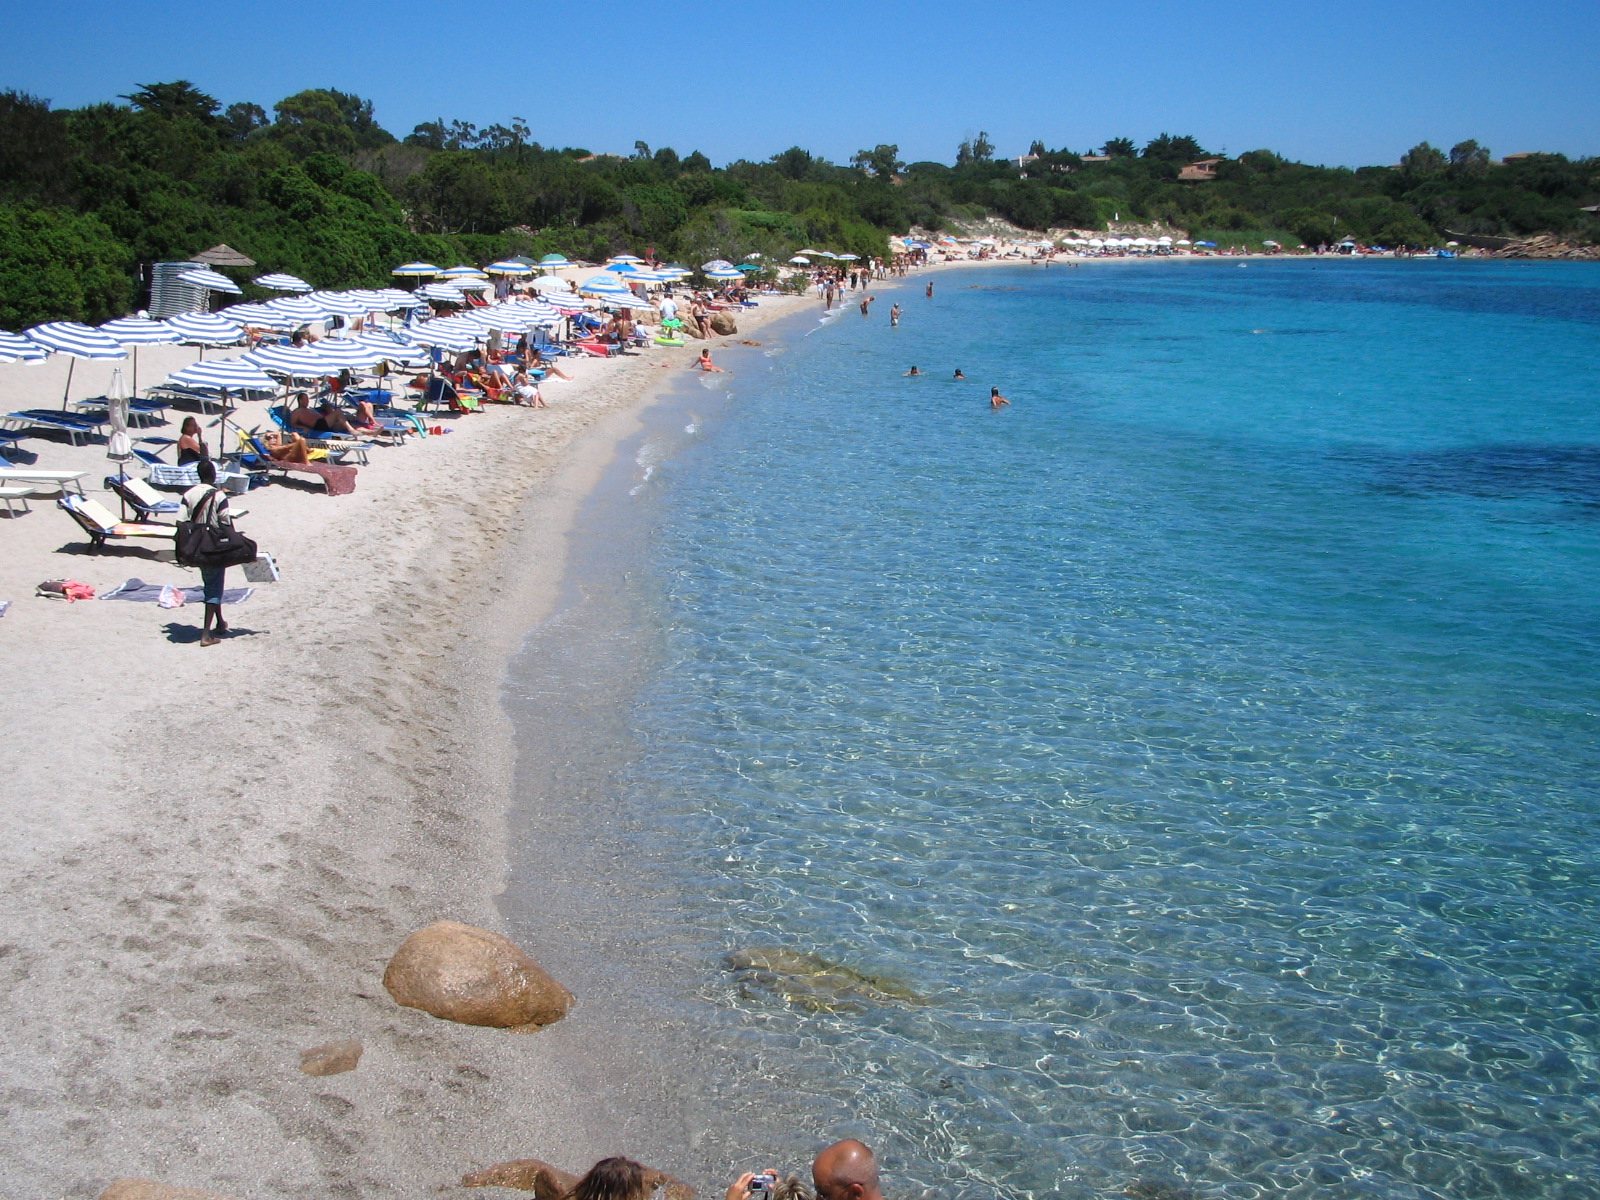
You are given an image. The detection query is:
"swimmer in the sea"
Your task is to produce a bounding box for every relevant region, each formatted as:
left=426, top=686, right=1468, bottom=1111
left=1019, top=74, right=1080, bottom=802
left=890, top=303, right=901, bottom=327
left=990, top=387, right=1009, bottom=410
left=953, top=369, right=966, bottom=380
left=904, top=366, right=921, bottom=376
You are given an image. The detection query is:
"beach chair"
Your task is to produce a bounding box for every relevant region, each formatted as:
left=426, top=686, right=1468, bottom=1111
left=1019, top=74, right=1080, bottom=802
left=1, top=410, right=108, bottom=446
left=239, top=437, right=358, bottom=496
left=0, top=485, right=35, bottom=516
left=73, top=396, right=170, bottom=427
left=0, top=467, right=92, bottom=495
left=266, top=408, right=371, bottom=464
left=57, top=494, right=174, bottom=552
left=105, top=475, right=182, bottom=523
left=0, top=429, right=30, bottom=459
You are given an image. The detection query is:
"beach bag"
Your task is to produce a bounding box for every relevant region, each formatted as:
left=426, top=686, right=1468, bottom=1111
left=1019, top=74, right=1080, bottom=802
left=175, top=489, right=258, bottom=570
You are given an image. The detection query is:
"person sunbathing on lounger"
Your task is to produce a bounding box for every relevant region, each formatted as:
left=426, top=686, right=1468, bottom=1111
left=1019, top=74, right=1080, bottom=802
left=261, top=431, right=313, bottom=463
left=288, top=392, right=326, bottom=432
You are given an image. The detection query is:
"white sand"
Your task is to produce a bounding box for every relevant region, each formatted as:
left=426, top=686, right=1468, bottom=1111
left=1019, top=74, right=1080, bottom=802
left=0, top=295, right=805, bottom=1200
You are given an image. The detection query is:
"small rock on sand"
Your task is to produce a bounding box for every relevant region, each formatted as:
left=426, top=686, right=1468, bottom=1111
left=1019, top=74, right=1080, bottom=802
left=100, top=1180, right=242, bottom=1200
left=462, top=1158, right=694, bottom=1200
left=383, top=920, right=573, bottom=1029
left=298, top=1039, right=363, bottom=1076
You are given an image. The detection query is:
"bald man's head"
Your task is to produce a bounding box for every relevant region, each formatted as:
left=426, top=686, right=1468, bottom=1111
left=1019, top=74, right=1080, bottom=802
left=812, top=1140, right=882, bottom=1200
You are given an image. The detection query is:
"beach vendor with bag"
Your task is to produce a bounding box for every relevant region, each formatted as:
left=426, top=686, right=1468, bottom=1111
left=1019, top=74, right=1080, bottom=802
left=178, top=459, right=256, bottom=647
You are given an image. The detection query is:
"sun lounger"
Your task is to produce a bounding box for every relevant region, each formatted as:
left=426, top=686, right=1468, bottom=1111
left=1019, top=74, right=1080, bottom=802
left=58, top=494, right=174, bottom=551
left=0, top=468, right=91, bottom=495
left=239, top=437, right=358, bottom=495
left=0, top=430, right=29, bottom=459
left=105, top=475, right=182, bottom=522
left=73, top=396, right=170, bottom=427
left=0, top=485, right=36, bottom=516
left=1, top=410, right=108, bottom=446
left=266, top=408, right=371, bottom=463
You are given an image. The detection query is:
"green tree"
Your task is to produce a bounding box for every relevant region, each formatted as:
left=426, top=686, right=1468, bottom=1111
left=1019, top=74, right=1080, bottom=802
left=1449, top=139, right=1491, bottom=177
left=0, top=205, right=133, bottom=326
left=121, top=81, right=219, bottom=123
left=1142, top=133, right=1206, bottom=161
left=851, top=144, right=902, bottom=177
left=271, top=89, right=394, bottom=156
left=1400, top=142, right=1447, bottom=175
left=1102, top=137, right=1136, bottom=157
left=222, top=102, right=268, bottom=141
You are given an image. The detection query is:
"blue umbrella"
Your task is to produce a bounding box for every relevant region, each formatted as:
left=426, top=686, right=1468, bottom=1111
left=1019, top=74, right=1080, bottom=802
left=578, top=274, right=631, bottom=295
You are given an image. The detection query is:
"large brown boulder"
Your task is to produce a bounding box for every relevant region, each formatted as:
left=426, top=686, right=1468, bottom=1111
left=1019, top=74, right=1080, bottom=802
left=99, top=1181, right=241, bottom=1200
left=462, top=1158, right=693, bottom=1200
left=708, top=311, right=739, bottom=336
left=383, top=921, right=573, bottom=1029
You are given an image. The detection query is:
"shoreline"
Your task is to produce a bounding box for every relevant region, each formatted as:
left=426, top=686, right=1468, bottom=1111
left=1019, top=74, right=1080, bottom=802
left=0, top=293, right=807, bottom=1198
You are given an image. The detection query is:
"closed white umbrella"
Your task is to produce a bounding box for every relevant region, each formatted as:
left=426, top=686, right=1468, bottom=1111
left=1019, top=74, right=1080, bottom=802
left=106, top=366, right=132, bottom=467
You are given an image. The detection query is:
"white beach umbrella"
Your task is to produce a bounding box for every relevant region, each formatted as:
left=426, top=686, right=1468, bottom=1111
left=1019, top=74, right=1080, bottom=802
left=0, top=331, right=48, bottom=363
left=177, top=267, right=243, bottom=294
left=253, top=272, right=313, bottom=292
left=1157, top=236, right=1174, bottom=245
left=1176, top=239, right=1192, bottom=245
left=700, top=259, right=735, bottom=271
left=440, top=265, right=488, bottom=279
left=704, top=266, right=744, bottom=280
left=449, top=278, right=492, bottom=291
left=529, top=275, right=576, bottom=294
left=607, top=254, right=645, bottom=264
left=392, top=262, right=441, bottom=277
left=834, top=253, right=860, bottom=261
left=485, top=260, right=535, bottom=275
left=789, top=256, right=810, bottom=265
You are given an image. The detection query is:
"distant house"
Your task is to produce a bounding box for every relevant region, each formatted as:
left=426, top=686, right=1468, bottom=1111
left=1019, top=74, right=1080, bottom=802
left=1078, top=154, right=1112, bottom=165
left=1178, top=158, right=1224, bottom=181
left=1500, top=152, right=1539, bottom=164
left=1012, top=153, right=1040, bottom=169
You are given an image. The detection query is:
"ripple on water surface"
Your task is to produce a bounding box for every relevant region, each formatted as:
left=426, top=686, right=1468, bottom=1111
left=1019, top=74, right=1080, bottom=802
left=611, top=261, right=1600, bottom=1200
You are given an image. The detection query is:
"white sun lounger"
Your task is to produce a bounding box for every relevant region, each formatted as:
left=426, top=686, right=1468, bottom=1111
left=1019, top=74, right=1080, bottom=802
left=0, top=485, right=36, bottom=516
left=0, top=468, right=91, bottom=495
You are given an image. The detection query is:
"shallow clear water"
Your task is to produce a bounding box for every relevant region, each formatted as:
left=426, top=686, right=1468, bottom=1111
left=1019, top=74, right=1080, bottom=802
left=548, top=260, right=1600, bottom=1200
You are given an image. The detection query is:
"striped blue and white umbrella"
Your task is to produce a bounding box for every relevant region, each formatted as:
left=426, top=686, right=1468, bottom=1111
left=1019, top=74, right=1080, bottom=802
left=0, top=331, right=48, bottom=363
left=516, top=302, right=563, bottom=324
left=222, top=301, right=295, bottom=328
left=100, top=316, right=184, bottom=346
left=164, top=312, right=245, bottom=346
left=418, top=283, right=467, bottom=303
left=538, top=253, right=573, bottom=267
left=543, top=292, right=587, bottom=314
left=355, top=329, right=430, bottom=365
left=345, top=288, right=397, bottom=309
left=440, top=265, right=488, bottom=279
left=701, top=259, right=735, bottom=271
left=311, top=290, right=372, bottom=316
left=162, top=358, right=278, bottom=392
left=605, top=294, right=659, bottom=311
left=622, top=269, right=673, bottom=283
left=607, top=254, right=645, bottom=264
left=485, top=260, right=535, bottom=275
left=177, top=267, right=243, bottom=294
left=311, top=338, right=386, bottom=369
left=577, top=274, right=631, bottom=295
left=253, top=272, right=313, bottom=292
left=392, top=262, right=441, bottom=277
left=451, top=278, right=492, bottom=291
left=26, top=321, right=128, bottom=359
left=410, top=322, right=479, bottom=352
left=242, top=343, right=339, bottom=377
left=265, top=295, right=331, bottom=323
left=704, top=266, right=744, bottom=280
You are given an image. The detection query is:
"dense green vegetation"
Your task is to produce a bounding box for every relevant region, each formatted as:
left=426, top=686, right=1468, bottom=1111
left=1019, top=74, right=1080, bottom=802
left=1, top=81, right=1596, bottom=326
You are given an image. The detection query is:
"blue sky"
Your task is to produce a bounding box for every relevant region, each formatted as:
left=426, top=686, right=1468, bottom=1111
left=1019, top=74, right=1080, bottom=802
left=5, top=0, right=1597, bottom=168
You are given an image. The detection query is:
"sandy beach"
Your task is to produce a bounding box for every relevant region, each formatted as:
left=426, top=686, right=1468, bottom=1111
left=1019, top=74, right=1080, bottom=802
left=0, top=292, right=807, bottom=1200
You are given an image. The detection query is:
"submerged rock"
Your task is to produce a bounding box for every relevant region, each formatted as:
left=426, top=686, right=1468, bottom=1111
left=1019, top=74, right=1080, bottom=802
left=724, top=947, right=924, bottom=1013
left=462, top=1158, right=694, bottom=1200
left=298, top=1039, right=363, bottom=1076
left=383, top=921, right=573, bottom=1029
left=99, top=1181, right=241, bottom=1200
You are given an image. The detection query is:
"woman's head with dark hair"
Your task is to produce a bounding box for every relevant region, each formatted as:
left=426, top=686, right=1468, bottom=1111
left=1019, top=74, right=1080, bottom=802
left=569, top=1158, right=648, bottom=1200
left=196, top=458, right=217, bottom=485
left=181, top=416, right=200, bottom=436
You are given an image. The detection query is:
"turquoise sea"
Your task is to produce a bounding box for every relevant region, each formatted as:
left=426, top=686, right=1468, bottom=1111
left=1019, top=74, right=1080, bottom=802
left=507, top=259, right=1600, bottom=1200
